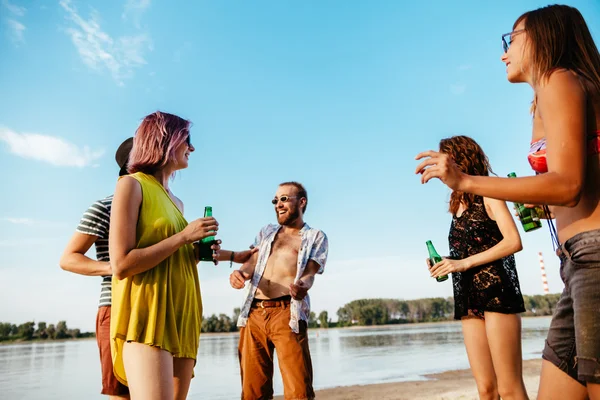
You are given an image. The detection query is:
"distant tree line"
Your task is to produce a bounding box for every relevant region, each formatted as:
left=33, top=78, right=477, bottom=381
left=0, top=321, right=94, bottom=342
left=333, top=293, right=561, bottom=327
left=4, top=294, right=560, bottom=341
left=200, top=293, right=561, bottom=332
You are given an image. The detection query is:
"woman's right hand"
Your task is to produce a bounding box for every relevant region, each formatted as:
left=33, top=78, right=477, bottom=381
left=182, top=217, right=219, bottom=244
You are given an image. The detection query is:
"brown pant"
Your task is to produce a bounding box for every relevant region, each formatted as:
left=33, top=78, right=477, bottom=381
left=96, top=306, right=129, bottom=396
left=238, top=298, right=314, bottom=400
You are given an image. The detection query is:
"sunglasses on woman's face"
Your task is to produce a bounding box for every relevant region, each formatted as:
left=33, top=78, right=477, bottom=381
left=501, top=29, right=525, bottom=53
left=185, top=134, right=191, bottom=146
left=271, top=195, right=297, bottom=205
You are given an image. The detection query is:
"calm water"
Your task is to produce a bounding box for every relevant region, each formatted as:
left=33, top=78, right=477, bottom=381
left=0, top=316, right=551, bottom=399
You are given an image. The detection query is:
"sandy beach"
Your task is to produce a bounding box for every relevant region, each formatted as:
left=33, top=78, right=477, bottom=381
left=275, top=358, right=542, bottom=400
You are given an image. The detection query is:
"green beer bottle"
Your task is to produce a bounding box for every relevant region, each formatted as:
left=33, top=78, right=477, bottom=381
left=426, top=240, right=448, bottom=282
left=199, top=206, right=217, bottom=263
left=507, top=172, right=542, bottom=232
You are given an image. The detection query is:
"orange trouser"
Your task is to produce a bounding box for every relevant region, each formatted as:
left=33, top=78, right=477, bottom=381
left=238, top=297, right=314, bottom=400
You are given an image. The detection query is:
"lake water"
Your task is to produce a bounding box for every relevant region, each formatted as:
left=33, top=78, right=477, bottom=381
left=0, top=316, right=551, bottom=399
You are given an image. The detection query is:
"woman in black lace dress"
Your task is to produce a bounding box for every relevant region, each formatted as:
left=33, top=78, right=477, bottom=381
left=426, top=136, right=528, bottom=400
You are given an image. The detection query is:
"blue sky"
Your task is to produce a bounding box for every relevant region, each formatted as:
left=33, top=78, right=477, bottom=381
left=1, top=0, right=599, bottom=332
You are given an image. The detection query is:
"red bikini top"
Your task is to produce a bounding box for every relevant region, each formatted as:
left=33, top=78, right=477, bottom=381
left=528, top=131, right=600, bottom=173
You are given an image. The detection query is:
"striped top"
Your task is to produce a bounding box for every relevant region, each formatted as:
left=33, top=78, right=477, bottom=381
left=76, top=195, right=113, bottom=307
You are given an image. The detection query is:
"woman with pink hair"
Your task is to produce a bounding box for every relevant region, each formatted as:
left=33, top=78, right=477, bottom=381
left=109, top=111, right=219, bottom=399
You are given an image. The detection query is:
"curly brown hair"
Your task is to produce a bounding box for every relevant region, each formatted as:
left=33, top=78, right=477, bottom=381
left=439, top=135, right=495, bottom=215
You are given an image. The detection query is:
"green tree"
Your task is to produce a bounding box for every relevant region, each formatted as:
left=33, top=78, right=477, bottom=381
left=36, top=322, right=48, bottom=339
left=336, top=307, right=352, bottom=327
left=46, top=324, right=56, bottom=339
left=68, top=328, right=81, bottom=338
left=201, top=315, right=218, bottom=333
left=56, top=321, right=68, bottom=339
left=232, top=308, right=241, bottom=325
left=0, top=322, right=13, bottom=340
left=308, top=312, right=317, bottom=328
left=318, top=311, right=329, bottom=328
left=217, top=314, right=233, bottom=332
left=17, top=322, right=35, bottom=340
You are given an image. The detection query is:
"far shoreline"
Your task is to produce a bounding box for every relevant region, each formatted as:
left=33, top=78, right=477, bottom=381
left=0, top=336, right=96, bottom=346
left=201, top=314, right=552, bottom=336
left=1, top=315, right=552, bottom=344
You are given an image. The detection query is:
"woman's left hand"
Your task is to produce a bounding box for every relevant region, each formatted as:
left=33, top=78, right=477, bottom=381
left=415, top=150, right=466, bottom=191
left=427, top=257, right=471, bottom=278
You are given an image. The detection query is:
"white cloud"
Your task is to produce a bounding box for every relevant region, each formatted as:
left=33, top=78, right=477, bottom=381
left=59, top=0, right=152, bottom=85
left=122, top=0, right=150, bottom=28
left=6, top=18, right=24, bottom=44
left=2, top=0, right=26, bottom=16
left=458, top=64, right=472, bottom=71
left=1, top=217, right=67, bottom=228
left=0, top=127, right=104, bottom=167
left=2, top=0, right=26, bottom=45
left=0, top=237, right=60, bottom=247
left=450, top=83, right=466, bottom=95
left=3, top=217, right=35, bottom=225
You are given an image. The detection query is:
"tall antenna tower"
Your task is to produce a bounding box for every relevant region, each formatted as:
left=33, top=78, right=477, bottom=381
left=538, top=252, right=549, bottom=295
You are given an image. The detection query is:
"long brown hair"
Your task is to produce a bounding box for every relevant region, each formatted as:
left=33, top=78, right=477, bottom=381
left=439, top=136, right=494, bottom=215
left=515, top=5, right=600, bottom=113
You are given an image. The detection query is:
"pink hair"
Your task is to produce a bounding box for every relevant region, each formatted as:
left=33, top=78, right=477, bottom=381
left=127, top=111, right=191, bottom=175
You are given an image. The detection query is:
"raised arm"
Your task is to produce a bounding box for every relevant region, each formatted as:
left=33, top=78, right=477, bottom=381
left=109, top=176, right=218, bottom=280
left=416, top=71, right=586, bottom=207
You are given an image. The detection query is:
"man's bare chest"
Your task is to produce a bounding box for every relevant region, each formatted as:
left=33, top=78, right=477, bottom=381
left=270, top=232, right=302, bottom=255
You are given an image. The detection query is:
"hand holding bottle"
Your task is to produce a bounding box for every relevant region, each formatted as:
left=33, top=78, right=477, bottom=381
left=507, top=172, right=542, bottom=232
left=426, top=240, right=448, bottom=282
left=182, top=217, right=219, bottom=244
left=524, top=204, right=554, bottom=220
left=427, top=257, right=470, bottom=278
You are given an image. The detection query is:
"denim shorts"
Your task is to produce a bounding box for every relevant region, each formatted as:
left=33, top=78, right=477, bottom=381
left=542, top=229, right=600, bottom=385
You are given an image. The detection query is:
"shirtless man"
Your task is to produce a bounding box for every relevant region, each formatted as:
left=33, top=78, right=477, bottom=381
left=230, top=181, right=328, bottom=400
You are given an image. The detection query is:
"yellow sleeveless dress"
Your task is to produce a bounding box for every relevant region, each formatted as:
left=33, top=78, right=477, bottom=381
left=110, top=172, right=202, bottom=386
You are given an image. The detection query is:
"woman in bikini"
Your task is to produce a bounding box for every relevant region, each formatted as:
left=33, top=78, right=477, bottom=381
left=416, top=5, right=600, bottom=399
left=428, top=135, right=528, bottom=400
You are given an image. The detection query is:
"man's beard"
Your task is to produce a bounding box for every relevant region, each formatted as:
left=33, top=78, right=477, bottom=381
left=277, top=206, right=301, bottom=225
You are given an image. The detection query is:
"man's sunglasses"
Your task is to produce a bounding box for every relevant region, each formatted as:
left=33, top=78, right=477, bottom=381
left=271, top=196, right=297, bottom=205
left=502, top=29, right=525, bottom=53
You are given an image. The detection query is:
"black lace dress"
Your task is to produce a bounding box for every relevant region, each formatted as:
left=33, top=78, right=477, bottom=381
left=449, top=196, right=525, bottom=320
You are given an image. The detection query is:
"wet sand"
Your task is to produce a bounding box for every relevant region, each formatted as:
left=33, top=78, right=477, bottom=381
left=275, top=358, right=542, bottom=400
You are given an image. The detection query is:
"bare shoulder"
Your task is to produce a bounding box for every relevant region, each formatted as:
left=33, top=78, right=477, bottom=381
left=115, top=175, right=142, bottom=196
left=537, top=69, right=586, bottom=103
left=482, top=197, right=508, bottom=221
